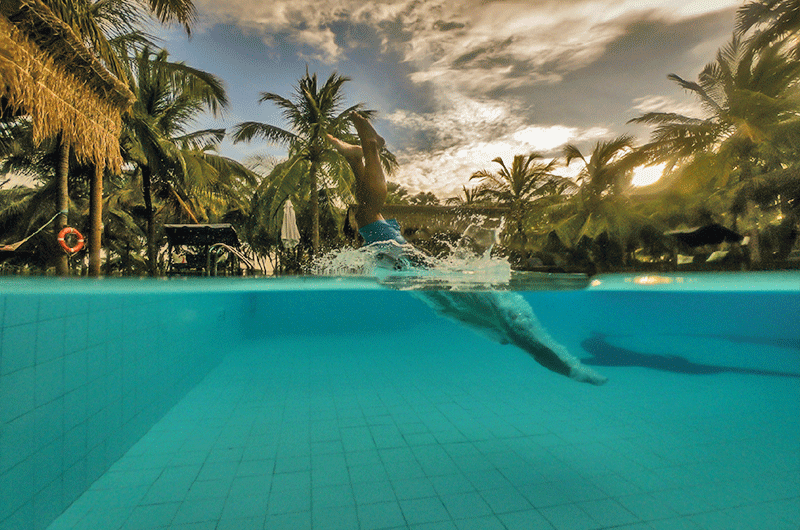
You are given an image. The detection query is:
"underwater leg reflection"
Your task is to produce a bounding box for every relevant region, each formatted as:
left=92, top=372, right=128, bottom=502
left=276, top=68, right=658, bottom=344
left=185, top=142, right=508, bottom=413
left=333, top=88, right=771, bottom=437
left=415, top=290, right=607, bottom=385
left=328, top=111, right=607, bottom=385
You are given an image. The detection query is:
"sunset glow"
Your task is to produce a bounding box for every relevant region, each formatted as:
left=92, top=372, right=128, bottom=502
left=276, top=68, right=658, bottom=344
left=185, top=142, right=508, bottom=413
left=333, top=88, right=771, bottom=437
left=631, top=163, right=667, bottom=187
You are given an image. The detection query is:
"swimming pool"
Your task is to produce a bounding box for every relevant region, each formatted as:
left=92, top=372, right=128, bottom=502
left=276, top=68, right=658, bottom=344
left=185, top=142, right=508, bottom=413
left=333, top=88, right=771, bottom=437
left=1, top=272, right=798, bottom=530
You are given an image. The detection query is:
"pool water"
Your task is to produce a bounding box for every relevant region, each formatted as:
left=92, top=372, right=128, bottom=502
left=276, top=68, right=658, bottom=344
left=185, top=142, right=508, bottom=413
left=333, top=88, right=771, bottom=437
left=1, top=273, right=798, bottom=530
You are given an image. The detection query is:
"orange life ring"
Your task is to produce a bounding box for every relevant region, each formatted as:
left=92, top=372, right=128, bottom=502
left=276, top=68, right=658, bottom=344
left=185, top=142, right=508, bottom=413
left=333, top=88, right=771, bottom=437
left=57, top=227, right=85, bottom=253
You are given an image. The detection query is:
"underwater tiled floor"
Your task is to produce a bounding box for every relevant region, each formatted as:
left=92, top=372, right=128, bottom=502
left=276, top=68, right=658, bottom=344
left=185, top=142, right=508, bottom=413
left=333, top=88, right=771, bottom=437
left=47, top=328, right=799, bottom=530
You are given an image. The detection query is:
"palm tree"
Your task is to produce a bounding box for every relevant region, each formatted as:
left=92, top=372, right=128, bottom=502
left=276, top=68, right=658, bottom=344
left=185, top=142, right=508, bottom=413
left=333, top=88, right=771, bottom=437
left=45, top=0, right=158, bottom=78
left=632, top=36, right=799, bottom=167
left=550, top=135, right=643, bottom=245
left=53, top=136, right=70, bottom=274
left=470, top=153, right=571, bottom=246
left=46, top=0, right=196, bottom=54
left=232, top=71, right=396, bottom=255
left=410, top=191, right=440, bottom=205
left=386, top=181, right=412, bottom=205
left=445, top=185, right=481, bottom=206
left=42, top=0, right=197, bottom=275
left=122, top=47, right=254, bottom=275
left=737, top=0, right=800, bottom=51
left=630, top=35, right=800, bottom=244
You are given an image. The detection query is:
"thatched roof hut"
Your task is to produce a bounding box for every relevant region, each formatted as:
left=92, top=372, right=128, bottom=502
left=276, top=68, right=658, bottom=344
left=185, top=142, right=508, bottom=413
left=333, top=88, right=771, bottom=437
left=0, top=0, right=134, bottom=171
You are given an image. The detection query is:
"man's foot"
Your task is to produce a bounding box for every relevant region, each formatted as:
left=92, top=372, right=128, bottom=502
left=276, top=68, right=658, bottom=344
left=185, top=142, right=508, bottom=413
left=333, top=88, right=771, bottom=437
left=350, top=112, right=385, bottom=150
left=326, top=133, right=363, bottom=161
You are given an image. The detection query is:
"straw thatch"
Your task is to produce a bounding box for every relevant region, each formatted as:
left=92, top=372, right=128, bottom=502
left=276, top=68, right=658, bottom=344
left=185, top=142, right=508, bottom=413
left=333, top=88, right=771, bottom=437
left=0, top=0, right=134, bottom=171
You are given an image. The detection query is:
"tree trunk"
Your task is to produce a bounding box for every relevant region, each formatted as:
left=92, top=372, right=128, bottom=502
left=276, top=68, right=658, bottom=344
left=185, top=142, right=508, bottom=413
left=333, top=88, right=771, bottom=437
left=104, top=222, right=113, bottom=276
left=309, top=162, right=319, bottom=255
left=744, top=200, right=761, bottom=269
left=142, top=167, right=158, bottom=276
left=55, top=137, right=69, bottom=276
left=170, top=186, right=199, bottom=223
left=124, top=242, right=131, bottom=275
left=88, top=163, right=103, bottom=277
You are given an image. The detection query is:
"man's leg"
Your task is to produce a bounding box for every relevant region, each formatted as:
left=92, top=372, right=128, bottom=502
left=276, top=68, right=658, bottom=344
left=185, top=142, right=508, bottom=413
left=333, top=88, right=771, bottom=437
left=328, top=113, right=387, bottom=228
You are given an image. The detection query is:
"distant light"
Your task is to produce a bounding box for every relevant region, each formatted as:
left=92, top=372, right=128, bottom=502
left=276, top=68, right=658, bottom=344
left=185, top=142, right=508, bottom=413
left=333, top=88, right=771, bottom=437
left=632, top=163, right=666, bottom=187
left=634, top=275, right=671, bottom=285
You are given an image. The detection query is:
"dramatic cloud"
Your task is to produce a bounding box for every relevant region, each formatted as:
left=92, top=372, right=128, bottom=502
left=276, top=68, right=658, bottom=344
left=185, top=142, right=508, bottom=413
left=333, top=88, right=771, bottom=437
left=193, top=0, right=739, bottom=82
left=383, top=96, right=609, bottom=196
left=182, top=0, right=740, bottom=195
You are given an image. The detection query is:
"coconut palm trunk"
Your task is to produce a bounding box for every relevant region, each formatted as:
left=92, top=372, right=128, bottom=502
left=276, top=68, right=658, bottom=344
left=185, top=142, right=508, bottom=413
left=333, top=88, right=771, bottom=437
left=142, top=166, right=157, bottom=276
left=88, top=163, right=103, bottom=276
left=309, top=162, right=319, bottom=253
left=55, top=136, right=69, bottom=275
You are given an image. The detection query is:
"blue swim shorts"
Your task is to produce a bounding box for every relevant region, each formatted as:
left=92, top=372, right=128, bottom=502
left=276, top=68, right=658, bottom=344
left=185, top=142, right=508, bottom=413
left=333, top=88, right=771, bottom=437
left=358, top=219, right=408, bottom=245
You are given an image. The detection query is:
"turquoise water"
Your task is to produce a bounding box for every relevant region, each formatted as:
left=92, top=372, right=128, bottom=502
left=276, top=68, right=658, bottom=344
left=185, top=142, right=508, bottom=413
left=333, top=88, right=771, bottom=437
left=1, top=272, right=798, bottom=530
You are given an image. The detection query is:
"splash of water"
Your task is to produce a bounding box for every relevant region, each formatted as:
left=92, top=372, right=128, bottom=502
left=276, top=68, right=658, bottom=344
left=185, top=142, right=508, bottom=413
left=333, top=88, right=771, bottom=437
left=308, top=224, right=511, bottom=290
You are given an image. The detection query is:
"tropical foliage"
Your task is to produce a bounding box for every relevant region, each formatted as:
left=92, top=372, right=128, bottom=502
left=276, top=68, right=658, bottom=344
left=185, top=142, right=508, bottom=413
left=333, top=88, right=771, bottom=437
left=549, top=136, right=644, bottom=242
left=1, top=0, right=798, bottom=275
left=232, top=71, right=397, bottom=256
left=122, top=46, right=255, bottom=275
left=447, top=0, right=800, bottom=271
left=1, top=0, right=257, bottom=275
left=444, top=185, right=481, bottom=206
left=631, top=36, right=799, bottom=198
left=626, top=28, right=799, bottom=263
left=737, top=0, right=800, bottom=51
left=470, top=154, right=573, bottom=247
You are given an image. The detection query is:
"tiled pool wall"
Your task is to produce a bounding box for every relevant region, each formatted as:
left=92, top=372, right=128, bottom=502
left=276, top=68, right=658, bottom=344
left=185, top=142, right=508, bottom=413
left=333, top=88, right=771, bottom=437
left=568, top=289, right=799, bottom=337
left=240, top=289, right=432, bottom=341
left=0, top=288, right=245, bottom=530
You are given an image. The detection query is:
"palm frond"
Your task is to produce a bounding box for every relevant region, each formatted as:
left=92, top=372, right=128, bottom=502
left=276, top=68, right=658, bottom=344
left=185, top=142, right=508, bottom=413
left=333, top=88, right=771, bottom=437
left=231, top=122, right=297, bottom=146
left=628, top=112, right=706, bottom=126
left=259, top=93, right=304, bottom=129
left=562, top=144, right=586, bottom=166
left=249, top=154, right=309, bottom=231
left=157, top=59, right=228, bottom=117
left=144, top=0, right=196, bottom=34
left=737, top=0, right=779, bottom=34
left=174, top=128, right=226, bottom=150
left=737, top=0, right=800, bottom=47
left=668, top=73, right=725, bottom=115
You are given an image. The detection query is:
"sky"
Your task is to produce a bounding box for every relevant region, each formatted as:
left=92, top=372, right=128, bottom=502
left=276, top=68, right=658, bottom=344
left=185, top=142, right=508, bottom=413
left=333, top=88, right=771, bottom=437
left=157, top=0, right=744, bottom=199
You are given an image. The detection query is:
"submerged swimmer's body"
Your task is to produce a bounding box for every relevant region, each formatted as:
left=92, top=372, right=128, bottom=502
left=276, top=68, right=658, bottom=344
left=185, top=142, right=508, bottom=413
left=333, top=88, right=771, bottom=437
left=328, top=113, right=607, bottom=386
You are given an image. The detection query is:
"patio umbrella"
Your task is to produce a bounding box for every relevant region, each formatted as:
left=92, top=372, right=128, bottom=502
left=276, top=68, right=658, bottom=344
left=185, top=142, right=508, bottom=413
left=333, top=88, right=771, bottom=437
left=281, top=199, right=300, bottom=249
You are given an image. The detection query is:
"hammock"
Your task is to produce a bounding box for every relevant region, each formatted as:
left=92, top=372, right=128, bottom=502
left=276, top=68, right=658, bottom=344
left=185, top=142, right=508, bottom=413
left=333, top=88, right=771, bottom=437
left=0, top=210, right=66, bottom=252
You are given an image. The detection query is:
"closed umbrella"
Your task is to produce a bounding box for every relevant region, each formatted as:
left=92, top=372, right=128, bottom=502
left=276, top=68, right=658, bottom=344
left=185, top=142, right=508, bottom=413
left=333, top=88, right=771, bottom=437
left=281, top=199, right=300, bottom=249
